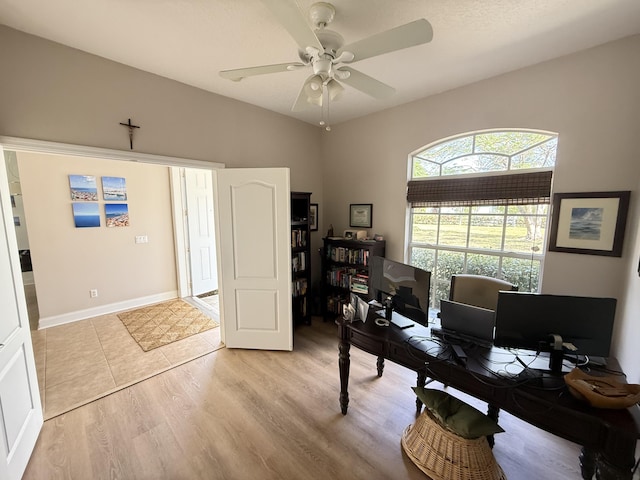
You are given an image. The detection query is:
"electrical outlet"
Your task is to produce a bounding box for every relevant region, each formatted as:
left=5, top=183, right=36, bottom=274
left=90, top=289, right=98, bottom=298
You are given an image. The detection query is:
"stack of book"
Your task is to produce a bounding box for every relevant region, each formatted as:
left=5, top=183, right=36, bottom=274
left=350, top=274, right=369, bottom=295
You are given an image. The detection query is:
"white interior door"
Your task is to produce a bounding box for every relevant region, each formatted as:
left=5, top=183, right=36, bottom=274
left=0, top=150, right=43, bottom=480
left=214, top=168, right=292, bottom=350
left=185, top=168, right=218, bottom=296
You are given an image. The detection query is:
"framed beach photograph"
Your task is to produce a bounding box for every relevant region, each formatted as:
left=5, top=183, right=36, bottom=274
left=309, top=203, right=318, bottom=231
left=548, top=191, right=630, bottom=257
left=72, top=202, right=100, bottom=228
left=350, top=203, right=372, bottom=228
left=69, top=175, right=98, bottom=201
left=105, top=203, right=130, bottom=227
left=102, top=176, right=127, bottom=201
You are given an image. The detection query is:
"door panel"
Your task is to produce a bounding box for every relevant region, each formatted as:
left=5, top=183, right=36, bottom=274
left=0, top=148, right=43, bottom=480
left=185, top=168, right=218, bottom=296
left=214, top=168, right=292, bottom=351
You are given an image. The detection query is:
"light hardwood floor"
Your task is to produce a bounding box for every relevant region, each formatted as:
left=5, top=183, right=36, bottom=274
left=24, top=318, right=597, bottom=480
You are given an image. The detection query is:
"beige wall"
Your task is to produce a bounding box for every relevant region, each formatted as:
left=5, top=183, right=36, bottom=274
left=322, top=35, right=640, bottom=380
left=17, top=152, right=177, bottom=323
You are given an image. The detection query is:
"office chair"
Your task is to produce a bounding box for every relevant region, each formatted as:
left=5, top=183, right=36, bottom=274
left=449, top=274, right=518, bottom=311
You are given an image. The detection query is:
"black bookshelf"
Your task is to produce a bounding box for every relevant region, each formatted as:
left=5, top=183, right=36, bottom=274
left=321, top=237, right=385, bottom=320
left=291, top=192, right=311, bottom=325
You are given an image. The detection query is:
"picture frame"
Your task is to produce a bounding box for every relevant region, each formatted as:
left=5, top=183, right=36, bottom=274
left=548, top=191, right=630, bottom=257
left=309, top=203, right=318, bottom=231
left=350, top=203, right=372, bottom=228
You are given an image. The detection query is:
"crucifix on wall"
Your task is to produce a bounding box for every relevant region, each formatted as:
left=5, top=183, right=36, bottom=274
left=119, top=118, right=140, bottom=150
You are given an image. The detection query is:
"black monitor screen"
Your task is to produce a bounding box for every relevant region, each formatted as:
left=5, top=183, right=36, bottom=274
left=494, top=292, right=616, bottom=359
left=370, top=256, right=431, bottom=325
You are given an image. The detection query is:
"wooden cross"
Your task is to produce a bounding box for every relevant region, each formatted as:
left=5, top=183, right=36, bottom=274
left=119, top=118, right=140, bottom=150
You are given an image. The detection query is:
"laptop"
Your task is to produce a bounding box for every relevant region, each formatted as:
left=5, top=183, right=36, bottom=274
left=432, top=299, right=496, bottom=348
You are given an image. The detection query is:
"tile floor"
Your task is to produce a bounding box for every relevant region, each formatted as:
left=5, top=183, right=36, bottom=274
left=27, top=285, right=223, bottom=420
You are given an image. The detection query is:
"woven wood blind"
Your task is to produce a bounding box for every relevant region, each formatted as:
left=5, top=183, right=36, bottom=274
left=407, top=171, right=553, bottom=207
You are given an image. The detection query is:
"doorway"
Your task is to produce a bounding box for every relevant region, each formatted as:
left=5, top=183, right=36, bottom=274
left=170, top=166, right=219, bottom=321
left=2, top=144, right=222, bottom=330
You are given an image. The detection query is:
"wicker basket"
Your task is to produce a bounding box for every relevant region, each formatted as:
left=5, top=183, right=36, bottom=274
left=401, top=409, right=507, bottom=480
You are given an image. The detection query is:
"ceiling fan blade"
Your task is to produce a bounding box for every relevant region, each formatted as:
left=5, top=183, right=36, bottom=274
left=339, top=19, right=433, bottom=63
left=261, top=0, right=324, bottom=52
left=337, top=67, right=395, bottom=99
left=219, top=62, right=305, bottom=81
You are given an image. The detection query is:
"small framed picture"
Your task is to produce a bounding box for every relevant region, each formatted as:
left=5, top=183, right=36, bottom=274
left=350, top=203, right=372, bottom=228
left=309, top=203, right=318, bottom=231
left=548, top=191, right=630, bottom=257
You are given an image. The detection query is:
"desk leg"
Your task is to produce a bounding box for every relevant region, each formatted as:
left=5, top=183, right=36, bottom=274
left=595, top=457, right=634, bottom=480
left=486, top=404, right=500, bottom=448
left=338, top=339, right=350, bottom=415
left=579, top=448, right=595, bottom=479
left=578, top=446, right=635, bottom=480
left=415, top=371, right=427, bottom=413
left=376, top=356, right=385, bottom=377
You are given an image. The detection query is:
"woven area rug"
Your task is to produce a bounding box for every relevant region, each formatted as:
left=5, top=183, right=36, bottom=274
left=118, top=299, right=218, bottom=351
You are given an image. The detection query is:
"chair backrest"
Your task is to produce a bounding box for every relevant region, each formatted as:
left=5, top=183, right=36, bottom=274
left=449, top=274, right=517, bottom=311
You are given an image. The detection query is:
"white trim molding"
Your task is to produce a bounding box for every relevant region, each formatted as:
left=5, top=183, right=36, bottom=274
left=0, top=136, right=224, bottom=169
left=37, top=291, right=179, bottom=329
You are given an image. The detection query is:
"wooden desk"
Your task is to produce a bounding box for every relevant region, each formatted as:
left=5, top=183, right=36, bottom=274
left=337, top=313, right=640, bottom=480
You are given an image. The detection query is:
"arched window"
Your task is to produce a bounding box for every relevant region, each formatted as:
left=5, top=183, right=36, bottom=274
left=407, top=129, right=558, bottom=307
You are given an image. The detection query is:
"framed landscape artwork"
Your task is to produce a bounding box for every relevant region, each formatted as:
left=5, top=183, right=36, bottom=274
left=548, top=191, right=630, bottom=257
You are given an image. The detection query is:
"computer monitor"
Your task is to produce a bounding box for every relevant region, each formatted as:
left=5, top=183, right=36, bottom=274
left=494, top=291, right=616, bottom=373
left=369, top=256, right=431, bottom=325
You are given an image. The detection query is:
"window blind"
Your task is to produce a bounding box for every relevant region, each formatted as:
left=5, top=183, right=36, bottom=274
left=407, top=171, right=552, bottom=207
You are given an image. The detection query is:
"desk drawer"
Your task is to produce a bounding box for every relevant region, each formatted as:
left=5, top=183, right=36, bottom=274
left=510, top=389, right=603, bottom=445
left=350, top=330, right=385, bottom=356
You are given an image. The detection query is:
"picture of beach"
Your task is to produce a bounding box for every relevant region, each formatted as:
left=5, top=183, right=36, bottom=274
left=72, top=202, right=100, bottom=228
left=105, top=203, right=130, bottom=227
left=102, top=176, right=127, bottom=201
left=69, top=175, right=98, bottom=201
left=569, top=207, right=603, bottom=240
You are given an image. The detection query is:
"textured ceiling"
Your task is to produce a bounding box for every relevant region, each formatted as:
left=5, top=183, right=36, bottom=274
left=1, top=0, right=639, bottom=127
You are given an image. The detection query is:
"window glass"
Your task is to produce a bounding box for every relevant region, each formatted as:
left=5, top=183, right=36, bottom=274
left=511, top=138, right=558, bottom=169
left=474, top=132, right=553, bottom=156
left=438, top=211, right=469, bottom=247
left=468, top=214, right=504, bottom=250
left=466, top=254, right=500, bottom=277
left=411, top=209, right=438, bottom=244
left=408, top=130, right=557, bottom=306
left=442, top=154, right=507, bottom=176
left=414, top=136, right=473, bottom=165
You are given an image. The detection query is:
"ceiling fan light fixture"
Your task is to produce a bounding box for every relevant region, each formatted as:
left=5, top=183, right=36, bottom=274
left=326, top=79, right=344, bottom=101
left=304, top=74, right=324, bottom=94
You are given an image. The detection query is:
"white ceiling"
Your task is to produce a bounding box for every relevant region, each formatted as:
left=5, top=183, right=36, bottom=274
left=1, top=0, right=640, bottom=126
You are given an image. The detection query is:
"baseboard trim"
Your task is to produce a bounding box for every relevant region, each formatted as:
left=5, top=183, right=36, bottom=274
left=37, top=291, right=179, bottom=329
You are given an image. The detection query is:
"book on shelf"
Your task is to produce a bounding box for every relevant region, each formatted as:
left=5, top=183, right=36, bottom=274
left=291, top=252, right=306, bottom=272
left=325, top=245, right=371, bottom=265
left=291, top=229, right=307, bottom=248
left=350, top=274, right=369, bottom=295
left=292, top=278, right=307, bottom=297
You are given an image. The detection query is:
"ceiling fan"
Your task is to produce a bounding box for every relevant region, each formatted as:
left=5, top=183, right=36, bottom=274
left=220, top=1, right=433, bottom=123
